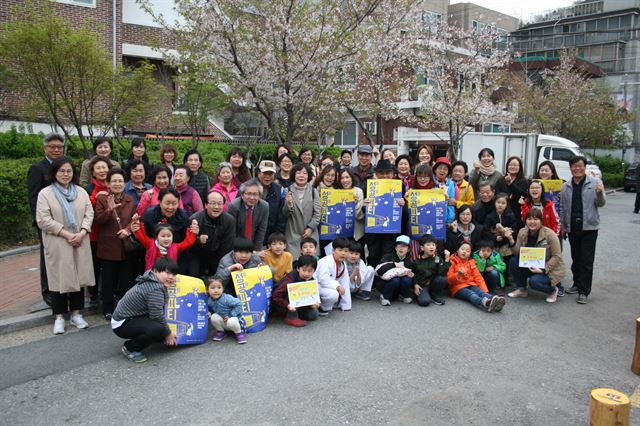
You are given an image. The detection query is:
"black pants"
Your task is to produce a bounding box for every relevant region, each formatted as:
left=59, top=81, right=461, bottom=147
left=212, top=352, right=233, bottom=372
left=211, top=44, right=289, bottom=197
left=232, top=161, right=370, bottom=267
left=89, top=241, right=100, bottom=299
left=635, top=190, right=640, bottom=213
left=100, top=259, right=134, bottom=315
left=51, top=289, right=84, bottom=316
left=365, top=234, right=396, bottom=267
left=36, top=228, right=51, bottom=303
left=568, top=230, right=598, bottom=296
left=417, top=276, right=448, bottom=306
left=113, top=317, right=169, bottom=352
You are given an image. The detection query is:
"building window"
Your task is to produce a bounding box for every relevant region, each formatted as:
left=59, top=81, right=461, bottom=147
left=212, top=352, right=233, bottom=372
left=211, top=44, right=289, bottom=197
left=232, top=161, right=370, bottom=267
left=54, top=0, right=96, bottom=7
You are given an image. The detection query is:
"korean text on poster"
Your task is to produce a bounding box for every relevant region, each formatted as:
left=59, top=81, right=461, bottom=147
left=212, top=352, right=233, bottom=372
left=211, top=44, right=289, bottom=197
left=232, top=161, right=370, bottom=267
left=365, top=179, right=402, bottom=234
left=518, top=247, right=546, bottom=269
left=232, top=265, right=273, bottom=333
left=319, top=189, right=356, bottom=240
left=165, top=274, right=208, bottom=345
left=406, top=189, right=447, bottom=240
left=287, top=280, right=320, bottom=308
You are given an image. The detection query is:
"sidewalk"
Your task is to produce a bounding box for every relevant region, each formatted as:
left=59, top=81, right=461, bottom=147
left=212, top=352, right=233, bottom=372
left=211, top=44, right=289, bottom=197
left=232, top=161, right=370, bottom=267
left=0, top=250, right=44, bottom=320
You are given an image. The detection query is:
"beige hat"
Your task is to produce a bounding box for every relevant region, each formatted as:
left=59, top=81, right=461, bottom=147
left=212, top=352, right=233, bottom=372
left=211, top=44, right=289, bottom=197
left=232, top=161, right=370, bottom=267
left=258, top=160, right=277, bottom=173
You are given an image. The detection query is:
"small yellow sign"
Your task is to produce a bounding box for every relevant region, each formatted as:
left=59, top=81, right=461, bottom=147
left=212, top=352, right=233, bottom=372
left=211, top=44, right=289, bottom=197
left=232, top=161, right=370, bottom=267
left=287, top=280, right=320, bottom=308
left=518, top=247, right=546, bottom=269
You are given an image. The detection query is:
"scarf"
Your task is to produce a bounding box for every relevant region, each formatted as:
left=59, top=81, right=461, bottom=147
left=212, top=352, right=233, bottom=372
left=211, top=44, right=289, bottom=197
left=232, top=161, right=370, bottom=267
left=459, top=223, right=475, bottom=243
left=479, top=164, right=496, bottom=177
left=155, top=239, right=168, bottom=256
left=51, top=182, right=79, bottom=232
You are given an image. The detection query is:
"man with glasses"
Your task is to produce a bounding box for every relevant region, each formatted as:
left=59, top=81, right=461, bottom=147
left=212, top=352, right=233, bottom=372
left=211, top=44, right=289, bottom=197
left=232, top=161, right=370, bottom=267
left=27, top=133, right=66, bottom=306
left=188, top=191, right=236, bottom=277
left=227, top=181, right=269, bottom=251
left=251, top=160, right=285, bottom=247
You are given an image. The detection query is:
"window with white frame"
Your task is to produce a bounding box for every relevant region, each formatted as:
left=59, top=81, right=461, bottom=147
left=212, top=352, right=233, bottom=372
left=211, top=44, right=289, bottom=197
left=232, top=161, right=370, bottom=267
left=363, top=121, right=377, bottom=135
left=54, top=0, right=96, bottom=7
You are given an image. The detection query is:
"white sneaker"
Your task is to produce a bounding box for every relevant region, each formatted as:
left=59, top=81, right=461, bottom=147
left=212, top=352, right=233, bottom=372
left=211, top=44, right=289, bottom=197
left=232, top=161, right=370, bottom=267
left=402, top=297, right=413, bottom=304
left=53, top=318, right=65, bottom=335
left=70, top=314, right=89, bottom=329
left=380, top=295, right=391, bottom=306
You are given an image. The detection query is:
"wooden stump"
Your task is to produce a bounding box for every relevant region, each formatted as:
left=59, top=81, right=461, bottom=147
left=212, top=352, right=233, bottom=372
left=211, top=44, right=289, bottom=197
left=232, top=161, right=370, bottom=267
left=589, top=388, right=630, bottom=426
left=631, top=317, right=640, bottom=375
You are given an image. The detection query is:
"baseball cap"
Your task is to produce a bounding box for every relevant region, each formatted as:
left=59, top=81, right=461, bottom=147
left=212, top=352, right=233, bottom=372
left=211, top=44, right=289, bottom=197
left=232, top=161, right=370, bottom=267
left=395, top=235, right=410, bottom=246
left=357, top=145, right=373, bottom=155
left=258, top=160, right=277, bottom=173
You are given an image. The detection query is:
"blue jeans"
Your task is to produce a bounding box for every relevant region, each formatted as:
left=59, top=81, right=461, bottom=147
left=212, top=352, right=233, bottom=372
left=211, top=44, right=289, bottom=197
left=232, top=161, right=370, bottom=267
left=455, top=286, right=492, bottom=308
left=508, top=257, right=554, bottom=294
left=382, top=276, right=413, bottom=301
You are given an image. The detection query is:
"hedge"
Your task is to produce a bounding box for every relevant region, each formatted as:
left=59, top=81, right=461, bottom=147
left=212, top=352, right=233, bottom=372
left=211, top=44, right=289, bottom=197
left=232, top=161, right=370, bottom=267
left=0, top=158, right=40, bottom=244
left=602, top=172, right=624, bottom=188
left=0, top=129, right=342, bottom=246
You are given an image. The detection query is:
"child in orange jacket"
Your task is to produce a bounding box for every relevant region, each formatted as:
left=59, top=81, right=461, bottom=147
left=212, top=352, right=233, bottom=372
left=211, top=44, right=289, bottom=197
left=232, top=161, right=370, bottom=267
left=447, top=241, right=505, bottom=313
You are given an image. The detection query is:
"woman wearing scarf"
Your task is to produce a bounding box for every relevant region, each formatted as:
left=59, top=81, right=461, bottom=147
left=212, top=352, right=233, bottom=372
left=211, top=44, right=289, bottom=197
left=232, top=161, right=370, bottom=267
left=445, top=205, right=492, bottom=254
left=469, top=148, right=508, bottom=195
left=283, top=163, right=321, bottom=259
left=36, top=157, right=94, bottom=335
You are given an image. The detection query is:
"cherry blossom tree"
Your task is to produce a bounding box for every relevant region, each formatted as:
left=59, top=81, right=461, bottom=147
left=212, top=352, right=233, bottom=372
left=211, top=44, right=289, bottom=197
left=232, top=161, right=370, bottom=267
left=505, top=53, right=631, bottom=147
left=402, top=21, right=514, bottom=159
left=172, top=0, right=385, bottom=145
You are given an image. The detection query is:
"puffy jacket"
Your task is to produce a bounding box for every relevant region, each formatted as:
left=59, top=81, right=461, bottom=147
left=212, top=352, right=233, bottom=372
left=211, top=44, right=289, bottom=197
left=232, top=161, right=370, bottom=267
left=446, top=254, right=488, bottom=297
left=473, top=250, right=506, bottom=287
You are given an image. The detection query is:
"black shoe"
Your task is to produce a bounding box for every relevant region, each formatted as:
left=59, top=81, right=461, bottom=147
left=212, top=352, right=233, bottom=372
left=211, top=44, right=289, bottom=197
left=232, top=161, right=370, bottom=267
left=565, top=285, right=579, bottom=294
left=577, top=294, right=588, bottom=304
left=432, top=297, right=445, bottom=306
left=104, top=313, right=112, bottom=321
left=318, top=308, right=330, bottom=316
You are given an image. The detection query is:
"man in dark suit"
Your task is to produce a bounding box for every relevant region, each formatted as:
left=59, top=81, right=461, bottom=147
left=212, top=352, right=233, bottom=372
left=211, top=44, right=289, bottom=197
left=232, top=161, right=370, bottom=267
left=227, top=181, right=269, bottom=251
left=27, top=133, right=66, bottom=306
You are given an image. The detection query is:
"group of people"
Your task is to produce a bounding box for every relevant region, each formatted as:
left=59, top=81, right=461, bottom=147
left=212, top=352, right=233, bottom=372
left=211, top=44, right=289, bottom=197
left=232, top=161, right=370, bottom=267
left=27, top=133, right=606, bottom=363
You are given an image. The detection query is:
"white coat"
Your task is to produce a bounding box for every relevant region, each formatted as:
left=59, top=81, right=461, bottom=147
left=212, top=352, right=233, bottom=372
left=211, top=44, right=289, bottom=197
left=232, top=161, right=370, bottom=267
left=36, top=185, right=95, bottom=294
left=315, top=255, right=352, bottom=311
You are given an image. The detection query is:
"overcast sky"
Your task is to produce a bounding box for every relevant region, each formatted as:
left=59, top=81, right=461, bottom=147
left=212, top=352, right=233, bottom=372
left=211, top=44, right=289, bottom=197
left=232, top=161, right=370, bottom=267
left=449, top=0, right=577, bottom=23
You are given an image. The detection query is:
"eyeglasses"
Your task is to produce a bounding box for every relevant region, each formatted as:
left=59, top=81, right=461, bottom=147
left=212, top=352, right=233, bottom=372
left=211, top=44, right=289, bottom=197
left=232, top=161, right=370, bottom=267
left=57, top=169, right=73, bottom=175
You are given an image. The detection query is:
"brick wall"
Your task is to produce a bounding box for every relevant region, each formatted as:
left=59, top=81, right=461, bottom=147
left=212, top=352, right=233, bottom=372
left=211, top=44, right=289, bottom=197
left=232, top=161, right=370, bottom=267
left=0, top=0, right=179, bottom=132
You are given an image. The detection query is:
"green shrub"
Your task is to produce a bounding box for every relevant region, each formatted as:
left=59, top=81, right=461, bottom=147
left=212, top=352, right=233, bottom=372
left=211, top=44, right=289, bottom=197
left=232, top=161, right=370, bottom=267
left=602, top=172, right=624, bottom=188
left=0, top=158, right=39, bottom=244
left=593, top=155, right=624, bottom=174
left=0, top=127, right=43, bottom=159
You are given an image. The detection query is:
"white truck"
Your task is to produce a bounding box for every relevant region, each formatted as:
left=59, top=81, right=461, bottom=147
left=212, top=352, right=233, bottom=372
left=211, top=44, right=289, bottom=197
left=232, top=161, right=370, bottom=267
left=456, top=132, right=601, bottom=181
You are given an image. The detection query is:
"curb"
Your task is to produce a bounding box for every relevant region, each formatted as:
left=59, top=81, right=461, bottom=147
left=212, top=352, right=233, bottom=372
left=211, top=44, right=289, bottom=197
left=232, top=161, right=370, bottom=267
left=0, top=245, right=39, bottom=259
left=0, top=310, right=51, bottom=335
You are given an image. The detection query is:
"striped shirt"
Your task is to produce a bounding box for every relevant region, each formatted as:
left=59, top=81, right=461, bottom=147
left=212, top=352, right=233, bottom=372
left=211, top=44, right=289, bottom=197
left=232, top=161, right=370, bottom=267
left=112, top=270, right=170, bottom=334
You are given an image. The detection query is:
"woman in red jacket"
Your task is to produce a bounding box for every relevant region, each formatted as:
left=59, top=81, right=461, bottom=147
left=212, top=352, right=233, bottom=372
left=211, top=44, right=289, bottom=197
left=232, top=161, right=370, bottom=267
left=520, top=180, right=559, bottom=234
left=447, top=241, right=505, bottom=313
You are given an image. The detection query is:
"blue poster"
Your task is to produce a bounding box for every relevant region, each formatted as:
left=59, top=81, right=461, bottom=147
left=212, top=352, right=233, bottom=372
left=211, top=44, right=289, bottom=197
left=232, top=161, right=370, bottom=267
left=407, top=189, right=447, bottom=240
left=365, top=179, right=402, bottom=234
left=166, top=275, right=208, bottom=345
left=320, top=189, right=356, bottom=240
left=232, top=265, right=273, bottom=333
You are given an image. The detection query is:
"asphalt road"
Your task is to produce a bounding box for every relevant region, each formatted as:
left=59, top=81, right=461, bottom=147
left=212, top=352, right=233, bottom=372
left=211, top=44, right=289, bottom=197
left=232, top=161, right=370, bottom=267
left=1, top=192, right=639, bottom=425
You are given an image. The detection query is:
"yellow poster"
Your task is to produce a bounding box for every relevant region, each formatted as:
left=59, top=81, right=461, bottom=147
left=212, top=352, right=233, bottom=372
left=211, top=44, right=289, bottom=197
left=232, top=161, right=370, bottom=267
left=319, top=189, right=356, bottom=239
left=286, top=280, right=320, bottom=308
left=406, top=189, right=447, bottom=240
left=518, top=247, right=546, bottom=269
left=232, top=265, right=274, bottom=333
left=365, top=179, right=402, bottom=233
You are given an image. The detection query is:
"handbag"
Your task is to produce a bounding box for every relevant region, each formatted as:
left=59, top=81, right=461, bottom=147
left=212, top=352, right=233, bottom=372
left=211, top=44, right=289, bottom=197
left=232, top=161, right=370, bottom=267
left=114, top=211, right=141, bottom=254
